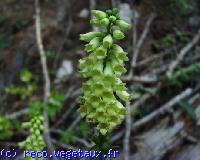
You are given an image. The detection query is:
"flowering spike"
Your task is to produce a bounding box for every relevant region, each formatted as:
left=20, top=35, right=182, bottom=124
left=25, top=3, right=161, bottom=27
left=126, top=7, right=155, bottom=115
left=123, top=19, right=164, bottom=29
left=79, top=8, right=131, bottom=135
left=19, top=114, right=45, bottom=152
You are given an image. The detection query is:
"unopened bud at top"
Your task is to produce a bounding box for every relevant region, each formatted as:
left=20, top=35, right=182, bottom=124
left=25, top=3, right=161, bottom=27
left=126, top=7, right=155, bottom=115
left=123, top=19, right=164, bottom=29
left=91, top=10, right=107, bottom=19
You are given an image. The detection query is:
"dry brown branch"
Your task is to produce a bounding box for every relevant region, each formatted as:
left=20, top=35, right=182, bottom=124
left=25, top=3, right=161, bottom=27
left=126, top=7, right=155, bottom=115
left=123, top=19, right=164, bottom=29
left=35, top=0, right=56, bottom=158
left=6, top=108, right=28, bottom=119
left=132, top=88, right=193, bottom=130
left=167, top=29, right=200, bottom=77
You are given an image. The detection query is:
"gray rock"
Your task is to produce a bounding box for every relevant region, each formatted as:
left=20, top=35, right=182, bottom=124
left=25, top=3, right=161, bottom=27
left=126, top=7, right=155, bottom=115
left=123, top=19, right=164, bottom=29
left=188, top=16, right=200, bottom=28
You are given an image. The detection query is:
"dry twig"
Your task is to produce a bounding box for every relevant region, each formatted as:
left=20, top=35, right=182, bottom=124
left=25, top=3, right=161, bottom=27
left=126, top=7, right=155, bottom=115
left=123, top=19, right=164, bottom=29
left=123, top=103, right=132, bottom=160
left=6, top=108, right=28, bottom=119
left=35, top=0, right=56, bottom=158
left=131, top=13, right=156, bottom=68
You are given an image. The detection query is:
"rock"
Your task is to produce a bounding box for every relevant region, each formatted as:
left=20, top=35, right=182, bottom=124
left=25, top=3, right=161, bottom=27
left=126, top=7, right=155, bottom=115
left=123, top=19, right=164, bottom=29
left=170, top=144, right=200, bottom=160
left=119, top=3, right=133, bottom=23
left=79, top=8, right=89, bottom=18
left=56, top=60, right=73, bottom=82
left=132, top=118, right=184, bottom=160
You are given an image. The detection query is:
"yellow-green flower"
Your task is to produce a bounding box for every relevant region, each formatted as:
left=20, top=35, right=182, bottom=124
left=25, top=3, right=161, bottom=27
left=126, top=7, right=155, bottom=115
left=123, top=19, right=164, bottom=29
left=79, top=8, right=131, bottom=135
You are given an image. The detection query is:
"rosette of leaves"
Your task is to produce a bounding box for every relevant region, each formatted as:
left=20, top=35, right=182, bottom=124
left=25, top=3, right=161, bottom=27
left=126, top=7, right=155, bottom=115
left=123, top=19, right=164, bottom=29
left=19, top=114, right=45, bottom=156
left=79, top=8, right=131, bottom=135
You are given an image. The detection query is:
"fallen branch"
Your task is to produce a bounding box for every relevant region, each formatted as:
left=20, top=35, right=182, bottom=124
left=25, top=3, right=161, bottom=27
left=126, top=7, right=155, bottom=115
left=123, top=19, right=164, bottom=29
left=132, top=88, right=193, bottom=130
left=6, top=108, right=28, bottom=119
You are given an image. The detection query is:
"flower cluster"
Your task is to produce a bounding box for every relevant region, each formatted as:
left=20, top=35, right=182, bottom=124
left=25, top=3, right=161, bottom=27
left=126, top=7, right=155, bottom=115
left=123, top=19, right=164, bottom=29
left=19, top=114, right=45, bottom=152
left=79, top=9, right=131, bottom=135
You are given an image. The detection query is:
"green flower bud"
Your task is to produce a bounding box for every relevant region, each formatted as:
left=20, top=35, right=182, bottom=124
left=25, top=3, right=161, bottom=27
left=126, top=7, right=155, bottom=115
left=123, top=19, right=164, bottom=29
left=109, top=15, right=117, bottom=22
left=103, top=34, right=113, bottom=48
left=80, top=32, right=102, bottom=42
left=100, top=18, right=110, bottom=27
left=91, top=10, right=107, bottom=19
left=22, top=122, right=30, bottom=128
left=116, top=20, right=132, bottom=30
left=90, top=19, right=101, bottom=26
left=113, top=30, right=125, bottom=40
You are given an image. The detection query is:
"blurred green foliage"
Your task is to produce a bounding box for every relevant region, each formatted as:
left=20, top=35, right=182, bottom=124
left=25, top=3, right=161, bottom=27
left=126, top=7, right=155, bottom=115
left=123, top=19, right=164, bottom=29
left=171, top=0, right=190, bottom=17
left=0, top=116, right=13, bottom=140
left=60, top=122, right=91, bottom=145
left=6, top=69, right=36, bottom=99
left=168, top=62, right=200, bottom=86
left=45, top=90, right=65, bottom=118
left=13, top=17, right=29, bottom=31
left=161, top=34, right=175, bottom=48
left=0, top=32, right=11, bottom=50
left=61, top=130, right=75, bottom=144
left=179, top=100, right=197, bottom=121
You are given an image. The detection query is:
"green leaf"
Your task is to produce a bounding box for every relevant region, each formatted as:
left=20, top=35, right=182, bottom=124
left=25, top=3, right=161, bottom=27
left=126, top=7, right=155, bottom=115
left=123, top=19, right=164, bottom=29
left=77, top=122, right=91, bottom=136
left=20, top=69, right=33, bottom=82
left=0, top=32, right=11, bottom=50
left=179, top=100, right=197, bottom=121
left=61, top=130, right=75, bottom=144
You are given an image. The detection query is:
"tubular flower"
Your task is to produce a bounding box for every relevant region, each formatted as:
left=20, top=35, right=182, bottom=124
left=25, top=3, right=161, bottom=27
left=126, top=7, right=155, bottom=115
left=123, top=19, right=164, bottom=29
left=19, top=114, right=45, bottom=155
left=79, top=8, right=131, bottom=135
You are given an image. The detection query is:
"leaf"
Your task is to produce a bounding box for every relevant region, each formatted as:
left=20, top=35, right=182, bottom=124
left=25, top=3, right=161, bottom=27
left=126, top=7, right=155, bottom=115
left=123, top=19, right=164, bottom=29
left=179, top=100, right=197, bottom=121
left=60, top=130, right=75, bottom=144
left=29, top=101, right=43, bottom=117
left=45, top=90, right=64, bottom=118
left=0, top=32, right=11, bottom=50
left=20, top=69, right=33, bottom=82
left=76, top=122, right=91, bottom=136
